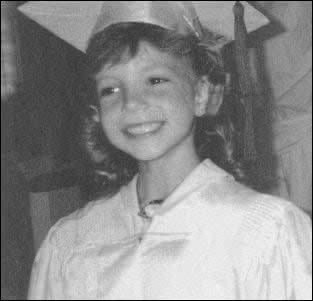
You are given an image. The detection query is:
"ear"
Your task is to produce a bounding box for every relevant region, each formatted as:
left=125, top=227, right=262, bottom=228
left=194, top=76, right=224, bottom=117
left=89, top=105, right=101, bottom=123
left=206, top=83, right=224, bottom=116
left=194, top=76, right=210, bottom=117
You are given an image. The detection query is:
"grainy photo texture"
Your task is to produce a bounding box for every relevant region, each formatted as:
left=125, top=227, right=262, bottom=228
left=1, top=1, right=312, bottom=300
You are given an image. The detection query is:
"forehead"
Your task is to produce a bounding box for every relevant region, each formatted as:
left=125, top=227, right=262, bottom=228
left=95, top=41, right=195, bottom=80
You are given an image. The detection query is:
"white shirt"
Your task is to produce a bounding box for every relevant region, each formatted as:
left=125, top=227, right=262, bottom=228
left=28, top=159, right=312, bottom=300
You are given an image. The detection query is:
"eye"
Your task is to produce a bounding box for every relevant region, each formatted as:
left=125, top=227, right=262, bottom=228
left=149, top=77, right=169, bottom=85
left=99, top=87, right=120, bottom=97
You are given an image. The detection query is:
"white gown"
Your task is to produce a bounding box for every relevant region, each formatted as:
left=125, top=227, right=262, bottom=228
left=27, top=159, right=312, bottom=300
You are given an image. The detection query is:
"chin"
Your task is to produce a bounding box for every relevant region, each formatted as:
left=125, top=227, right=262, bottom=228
left=126, top=146, right=168, bottom=162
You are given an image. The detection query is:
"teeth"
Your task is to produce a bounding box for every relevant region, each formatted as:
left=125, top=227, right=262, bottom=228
left=126, top=122, right=163, bottom=135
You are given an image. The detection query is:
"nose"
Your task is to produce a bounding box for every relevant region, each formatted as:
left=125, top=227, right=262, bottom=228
left=123, top=87, right=149, bottom=111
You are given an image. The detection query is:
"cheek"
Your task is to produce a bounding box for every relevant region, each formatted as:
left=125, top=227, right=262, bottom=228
left=164, top=84, right=196, bottom=115
left=98, top=108, right=120, bottom=139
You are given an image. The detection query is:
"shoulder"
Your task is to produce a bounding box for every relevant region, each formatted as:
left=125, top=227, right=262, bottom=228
left=202, top=175, right=305, bottom=220
left=213, top=180, right=312, bottom=261
left=44, top=190, right=124, bottom=252
left=198, top=177, right=311, bottom=247
left=224, top=180, right=311, bottom=236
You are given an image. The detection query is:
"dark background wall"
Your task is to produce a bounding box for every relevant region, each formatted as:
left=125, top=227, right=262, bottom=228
left=3, top=2, right=87, bottom=162
left=1, top=2, right=90, bottom=299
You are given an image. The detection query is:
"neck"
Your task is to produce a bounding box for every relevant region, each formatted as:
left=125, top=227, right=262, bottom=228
left=137, top=135, right=200, bottom=206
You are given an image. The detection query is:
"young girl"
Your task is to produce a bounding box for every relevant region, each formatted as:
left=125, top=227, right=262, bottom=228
left=21, top=2, right=312, bottom=300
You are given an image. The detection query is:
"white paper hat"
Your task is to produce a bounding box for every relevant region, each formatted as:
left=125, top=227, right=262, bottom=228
left=18, top=1, right=269, bottom=53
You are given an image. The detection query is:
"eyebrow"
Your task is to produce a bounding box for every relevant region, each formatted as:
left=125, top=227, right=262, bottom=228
left=95, top=57, right=194, bottom=83
left=95, top=64, right=174, bottom=82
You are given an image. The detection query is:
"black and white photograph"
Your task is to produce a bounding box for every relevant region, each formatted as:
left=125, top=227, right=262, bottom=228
left=1, top=1, right=312, bottom=300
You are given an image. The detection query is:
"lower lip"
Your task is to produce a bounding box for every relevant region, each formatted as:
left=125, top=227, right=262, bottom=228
left=124, top=121, right=165, bottom=137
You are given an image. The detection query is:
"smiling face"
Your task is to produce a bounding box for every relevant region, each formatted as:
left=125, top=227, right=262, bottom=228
left=93, top=41, right=209, bottom=162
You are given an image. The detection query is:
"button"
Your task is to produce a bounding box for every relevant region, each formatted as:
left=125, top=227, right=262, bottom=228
left=144, top=205, right=157, bottom=217
left=138, top=199, right=164, bottom=219
left=138, top=208, right=151, bottom=219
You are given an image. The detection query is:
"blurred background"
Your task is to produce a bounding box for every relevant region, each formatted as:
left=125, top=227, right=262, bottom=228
left=1, top=1, right=312, bottom=299
left=2, top=1, right=93, bottom=299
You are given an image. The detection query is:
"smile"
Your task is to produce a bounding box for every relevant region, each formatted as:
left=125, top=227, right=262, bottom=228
left=124, top=121, right=165, bottom=136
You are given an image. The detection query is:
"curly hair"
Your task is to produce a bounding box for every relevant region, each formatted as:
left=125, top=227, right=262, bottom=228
left=82, top=22, right=247, bottom=198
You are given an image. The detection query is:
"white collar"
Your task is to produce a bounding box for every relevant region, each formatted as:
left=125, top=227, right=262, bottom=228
left=121, top=159, right=232, bottom=234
